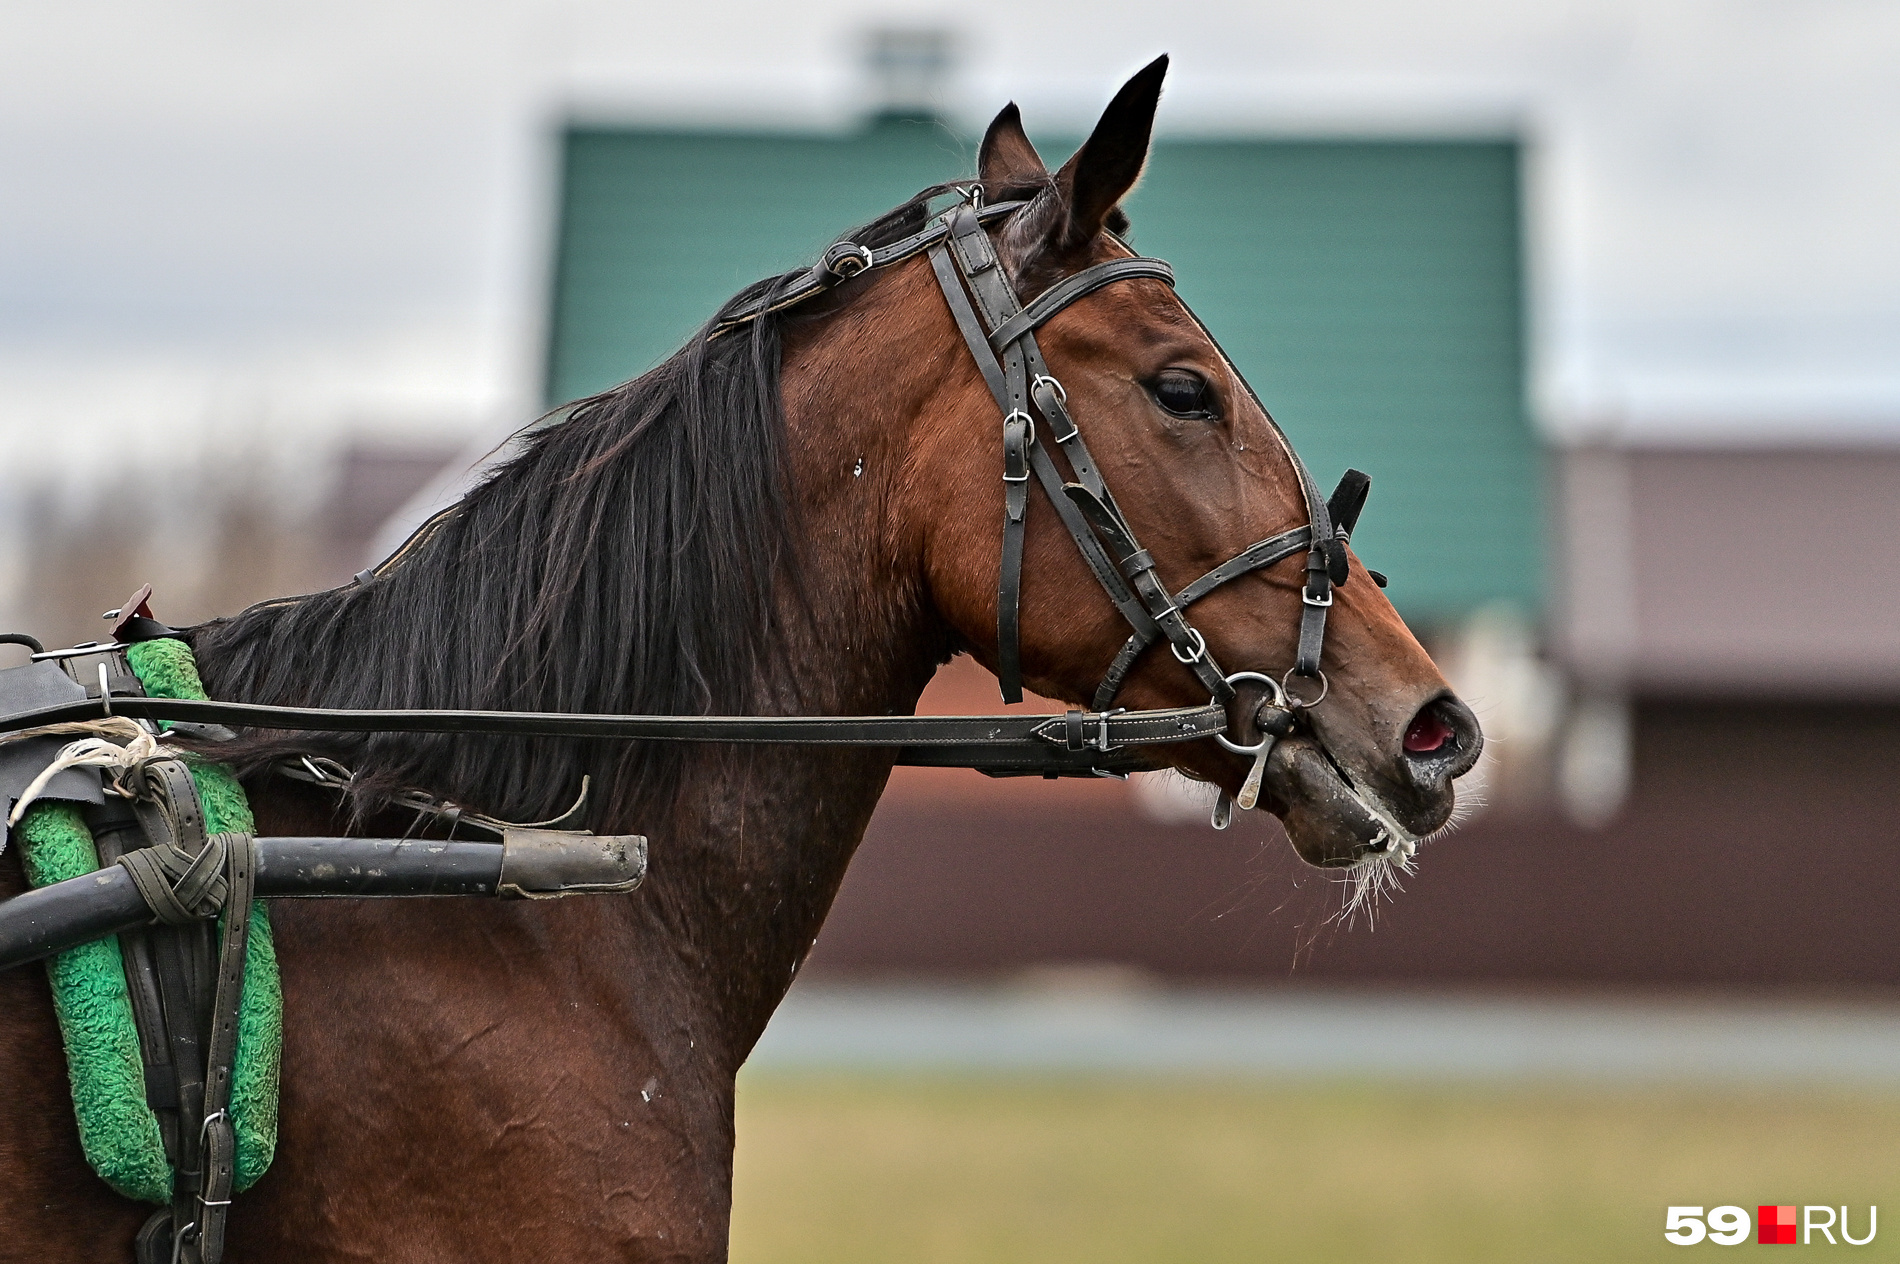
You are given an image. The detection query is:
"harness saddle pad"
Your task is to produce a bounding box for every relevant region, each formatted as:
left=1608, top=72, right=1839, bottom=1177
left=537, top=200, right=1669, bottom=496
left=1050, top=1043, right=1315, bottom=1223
left=16, top=638, right=281, bottom=1203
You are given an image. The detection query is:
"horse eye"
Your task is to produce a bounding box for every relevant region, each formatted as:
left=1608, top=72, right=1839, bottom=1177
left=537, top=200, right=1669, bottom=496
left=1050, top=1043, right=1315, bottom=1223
left=1150, top=370, right=1215, bottom=419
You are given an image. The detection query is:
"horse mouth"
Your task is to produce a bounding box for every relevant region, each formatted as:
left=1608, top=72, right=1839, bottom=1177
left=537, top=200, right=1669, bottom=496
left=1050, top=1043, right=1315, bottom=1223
left=1259, top=735, right=1423, bottom=870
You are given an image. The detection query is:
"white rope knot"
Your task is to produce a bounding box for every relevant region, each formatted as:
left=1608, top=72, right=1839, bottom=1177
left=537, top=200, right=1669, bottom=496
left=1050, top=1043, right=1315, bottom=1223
left=3, top=717, right=168, bottom=828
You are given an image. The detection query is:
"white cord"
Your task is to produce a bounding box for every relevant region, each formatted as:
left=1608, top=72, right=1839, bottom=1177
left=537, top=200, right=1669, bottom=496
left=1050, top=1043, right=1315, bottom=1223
left=4, top=718, right=165, bottom=828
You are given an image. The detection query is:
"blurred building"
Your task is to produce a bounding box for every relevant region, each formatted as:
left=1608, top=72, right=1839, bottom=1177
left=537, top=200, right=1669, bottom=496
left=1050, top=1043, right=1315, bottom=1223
left=3, top=442, right=459, bottom=652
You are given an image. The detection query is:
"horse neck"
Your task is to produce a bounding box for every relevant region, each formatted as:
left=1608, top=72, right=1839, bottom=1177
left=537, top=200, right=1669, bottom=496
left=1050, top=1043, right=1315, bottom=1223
left=633, top=299, right=959, bottom=1061
left=195, top=281, right=958, bottom=1067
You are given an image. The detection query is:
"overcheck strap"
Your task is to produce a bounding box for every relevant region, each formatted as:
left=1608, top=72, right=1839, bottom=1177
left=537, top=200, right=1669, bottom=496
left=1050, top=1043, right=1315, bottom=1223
left=710, top=199, right=1029, bottom=336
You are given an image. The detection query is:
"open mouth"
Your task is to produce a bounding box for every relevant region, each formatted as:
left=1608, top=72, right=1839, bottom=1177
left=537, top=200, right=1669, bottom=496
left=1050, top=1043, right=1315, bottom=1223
left=1260, top=735, right=1423, bottom=870
left=1315, top=742, right=1417, bottom=860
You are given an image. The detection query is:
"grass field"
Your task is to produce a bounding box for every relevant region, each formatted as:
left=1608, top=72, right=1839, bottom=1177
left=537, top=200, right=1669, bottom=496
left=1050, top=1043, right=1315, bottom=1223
left=730, top=1073, right=1897, bottom=1262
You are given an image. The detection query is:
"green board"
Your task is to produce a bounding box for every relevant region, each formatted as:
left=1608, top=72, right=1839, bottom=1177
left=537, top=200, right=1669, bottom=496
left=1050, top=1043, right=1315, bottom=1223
left=544, top=122, right=1537, bottom=619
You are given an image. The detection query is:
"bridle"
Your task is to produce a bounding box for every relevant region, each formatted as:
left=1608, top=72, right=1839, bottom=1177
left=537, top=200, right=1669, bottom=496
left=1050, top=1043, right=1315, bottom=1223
left=927, top=194, right=1374, bottom=714
left=722, top=188, right=1376, bottom=716
left=2, top=190, right=1382, bottom=783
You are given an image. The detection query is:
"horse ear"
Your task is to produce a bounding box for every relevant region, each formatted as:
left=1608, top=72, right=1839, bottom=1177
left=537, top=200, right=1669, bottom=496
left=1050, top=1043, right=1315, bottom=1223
left=1053, top=54, right=1168, bottom=249
left=978, top=103, right=1047, bottom=187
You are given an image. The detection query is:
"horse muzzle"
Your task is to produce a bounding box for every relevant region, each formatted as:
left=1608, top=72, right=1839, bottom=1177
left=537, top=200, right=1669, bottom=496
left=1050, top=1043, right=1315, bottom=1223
left=1258, top=734, right=1425, bottom=869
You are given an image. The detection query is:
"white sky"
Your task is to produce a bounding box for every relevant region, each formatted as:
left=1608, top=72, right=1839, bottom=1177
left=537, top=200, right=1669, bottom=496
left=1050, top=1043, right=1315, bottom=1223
left=2, top=0, right=1897, bottom=487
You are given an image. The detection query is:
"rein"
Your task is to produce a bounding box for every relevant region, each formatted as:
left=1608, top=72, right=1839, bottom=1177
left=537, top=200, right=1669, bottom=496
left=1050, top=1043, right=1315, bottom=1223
left=0, top=191, right=1380, bottom=784
left=0, top=690, right=1226, bottom=778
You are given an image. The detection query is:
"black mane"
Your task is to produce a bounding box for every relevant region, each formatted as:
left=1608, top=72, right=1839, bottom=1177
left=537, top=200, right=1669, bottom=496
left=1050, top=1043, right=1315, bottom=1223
left=192, top=184, right=969, bottom=825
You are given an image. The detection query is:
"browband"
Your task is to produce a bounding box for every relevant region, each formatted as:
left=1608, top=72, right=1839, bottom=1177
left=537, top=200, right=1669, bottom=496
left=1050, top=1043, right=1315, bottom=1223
left=987, top=258, right=1177, bottom=350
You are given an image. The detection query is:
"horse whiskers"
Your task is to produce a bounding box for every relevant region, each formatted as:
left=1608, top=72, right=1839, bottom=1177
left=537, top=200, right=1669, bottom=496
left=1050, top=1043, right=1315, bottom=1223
left=1330, top=770, right=1488, bottom=928
left=1333, top=838, right=1415, bottom=929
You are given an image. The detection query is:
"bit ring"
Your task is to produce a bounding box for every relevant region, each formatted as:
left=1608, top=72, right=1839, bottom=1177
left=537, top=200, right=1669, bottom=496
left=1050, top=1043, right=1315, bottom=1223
left=1215, top=670, right=1287, bottom=755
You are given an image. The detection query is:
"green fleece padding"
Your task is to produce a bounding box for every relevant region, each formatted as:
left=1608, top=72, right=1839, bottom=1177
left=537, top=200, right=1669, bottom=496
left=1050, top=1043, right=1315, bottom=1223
left=18, top=802, right=174, bottom=1204
left=17, top=638, right=281, bottom=1203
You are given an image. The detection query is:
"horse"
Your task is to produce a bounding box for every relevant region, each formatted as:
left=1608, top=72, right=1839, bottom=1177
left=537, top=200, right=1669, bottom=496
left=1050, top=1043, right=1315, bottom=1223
left=0, top=57, right=1480, bottom=1261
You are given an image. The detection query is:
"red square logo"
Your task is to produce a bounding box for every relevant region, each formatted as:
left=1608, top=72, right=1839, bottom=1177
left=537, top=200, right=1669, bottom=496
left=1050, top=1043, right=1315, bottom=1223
left=1759, top=1205, right=1797, bottom=1245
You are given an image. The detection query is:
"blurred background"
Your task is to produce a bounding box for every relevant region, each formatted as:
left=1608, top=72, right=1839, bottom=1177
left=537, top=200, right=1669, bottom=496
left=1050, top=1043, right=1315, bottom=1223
left=5, top=2, right=1899, bottom=1259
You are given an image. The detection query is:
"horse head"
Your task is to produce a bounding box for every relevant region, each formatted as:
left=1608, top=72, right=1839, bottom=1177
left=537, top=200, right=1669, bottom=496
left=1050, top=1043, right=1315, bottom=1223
left=891, top=57, right=1483, bottom=871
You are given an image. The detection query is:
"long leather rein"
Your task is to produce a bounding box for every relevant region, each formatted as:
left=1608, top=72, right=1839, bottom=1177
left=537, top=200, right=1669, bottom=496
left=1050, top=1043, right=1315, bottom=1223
left=0, top=191, right=1375, bottom=781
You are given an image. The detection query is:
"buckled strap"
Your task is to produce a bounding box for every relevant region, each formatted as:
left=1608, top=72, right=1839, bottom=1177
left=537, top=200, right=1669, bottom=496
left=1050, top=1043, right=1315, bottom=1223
left=988, top=257, right=1176, bottom=350
left=1060, top=484, right=1233, bottom=702
left=194, top=832, right=255, bottom=1264
left=1029, top=705, right=1225, bottom=747
left=998, top=398, right=1031, bottom=704
left=931, top=236, right=1032, bottom=703
left=1089, top=526, right=1313, bottom=711
left=1024, top=352, right=1115, bottom=509
left=710, top=198, right=1029, bottom=336
left=1295, top=590, right=1330, bottom=679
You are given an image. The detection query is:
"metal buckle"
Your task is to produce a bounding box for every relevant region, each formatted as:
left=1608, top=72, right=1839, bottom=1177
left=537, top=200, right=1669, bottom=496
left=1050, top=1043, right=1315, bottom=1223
left=1214, top=671, right=1287, bottom=755
left=1301, top=587, right=1333, bottom=608
left=1094, top=707, right=1127, bottom=753
left=823, top=242, right=874, bottom=280
left=1001, top=411, right=1033, bottom=482
left=1032, top=377, right=1080, bottom=443
left=1168, top=628, right=1208, bottom=665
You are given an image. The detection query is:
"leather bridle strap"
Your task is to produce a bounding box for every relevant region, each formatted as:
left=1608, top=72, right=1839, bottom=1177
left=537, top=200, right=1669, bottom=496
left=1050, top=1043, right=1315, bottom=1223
left=987, top=257, right=1177, bottom=350
left=929, top=202, right=1236, bottom=706
left=710, top=197, right=1030, bottom=337
left=1091, top=525, right=1313, bottom=710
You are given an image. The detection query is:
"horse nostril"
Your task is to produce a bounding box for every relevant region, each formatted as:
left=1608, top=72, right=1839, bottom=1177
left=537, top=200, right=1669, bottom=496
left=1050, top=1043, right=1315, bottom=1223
left=1404, top=710, right=1455, bottom=754
left=1399, top=696, right=1483, bottom=787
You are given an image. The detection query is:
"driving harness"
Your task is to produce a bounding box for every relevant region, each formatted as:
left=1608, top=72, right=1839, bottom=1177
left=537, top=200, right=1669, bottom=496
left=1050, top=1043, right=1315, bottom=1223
left=0, top=184, right=1390, bottom=1263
